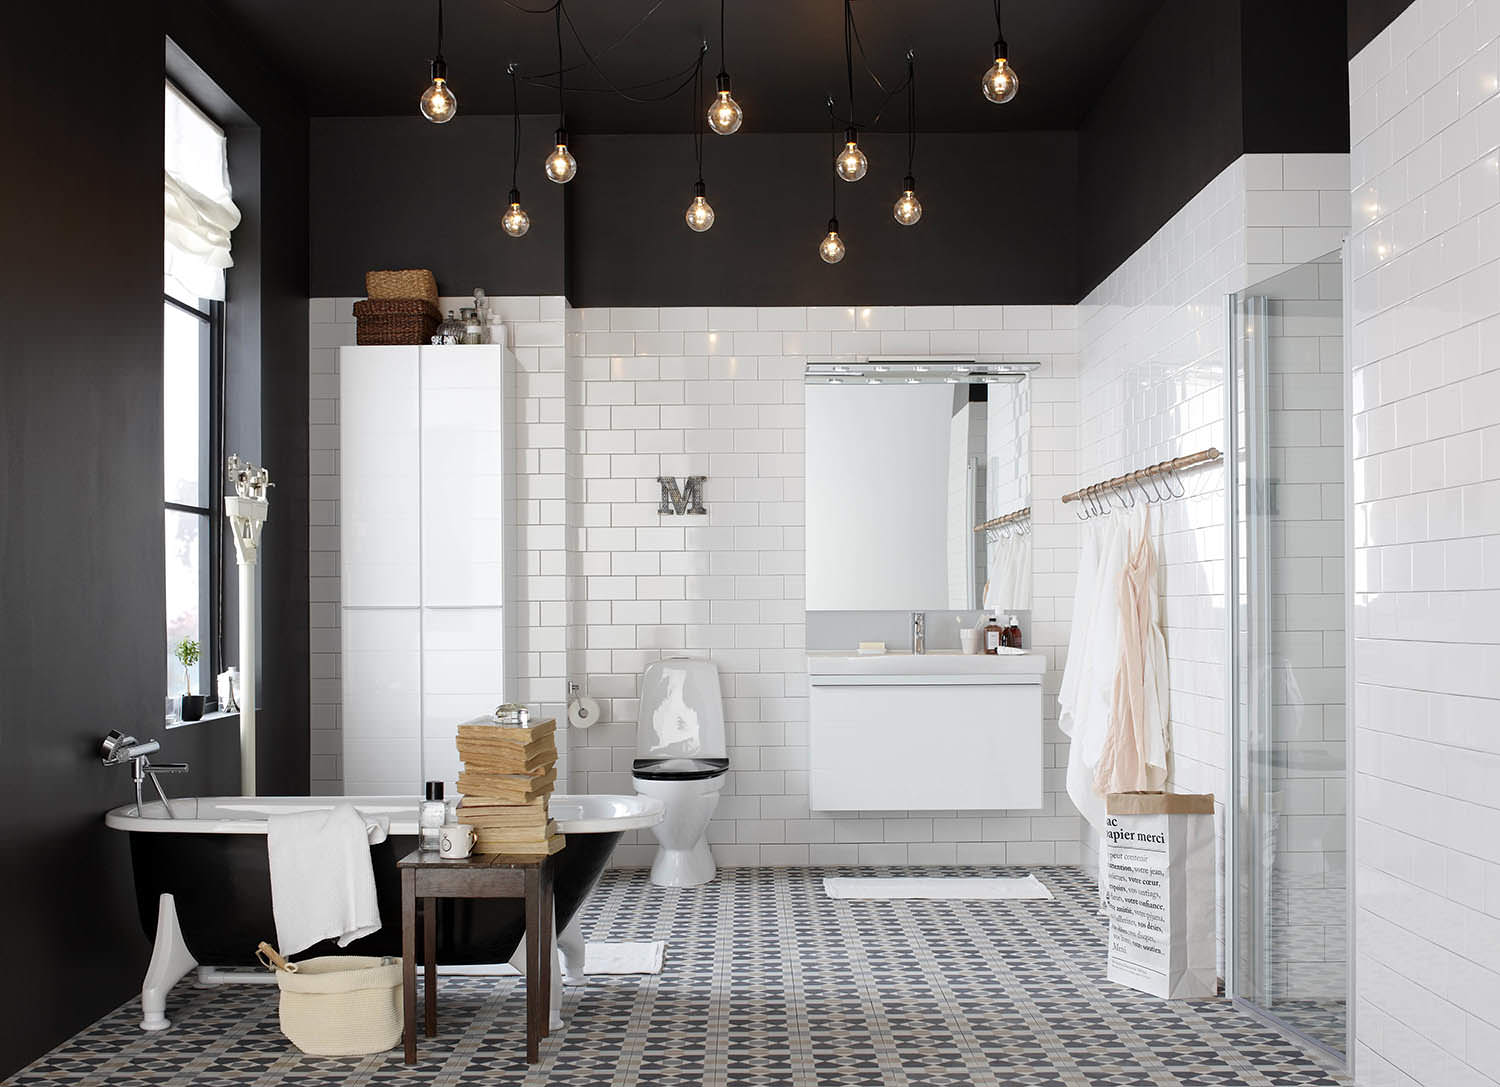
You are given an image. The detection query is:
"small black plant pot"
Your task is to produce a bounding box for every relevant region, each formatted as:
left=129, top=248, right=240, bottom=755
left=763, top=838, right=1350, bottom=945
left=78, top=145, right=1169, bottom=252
left=179, top=694, right=205, bottom=722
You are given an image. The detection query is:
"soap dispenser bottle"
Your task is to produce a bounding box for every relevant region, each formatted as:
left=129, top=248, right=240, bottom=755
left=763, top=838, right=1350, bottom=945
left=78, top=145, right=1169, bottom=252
left=419, top=781, right=446, bottom=852
left=1004, top=615, right=1023, bottom=650
left=983, top=613, right=1004, bottom=655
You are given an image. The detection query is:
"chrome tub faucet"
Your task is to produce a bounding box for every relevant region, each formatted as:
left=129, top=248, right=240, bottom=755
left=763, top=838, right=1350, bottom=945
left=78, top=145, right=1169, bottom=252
left=101, top=730, right=189, bottom=818
left=912, top=611, right=926, bottom=654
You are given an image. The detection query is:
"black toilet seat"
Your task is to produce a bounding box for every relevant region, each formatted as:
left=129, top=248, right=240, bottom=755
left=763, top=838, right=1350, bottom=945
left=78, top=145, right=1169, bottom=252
left=632, top=757, right=730, bottom=781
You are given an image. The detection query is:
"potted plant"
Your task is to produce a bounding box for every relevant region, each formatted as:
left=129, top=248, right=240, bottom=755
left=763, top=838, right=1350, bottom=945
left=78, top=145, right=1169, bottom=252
left=175, top=638, right=204, bottom=721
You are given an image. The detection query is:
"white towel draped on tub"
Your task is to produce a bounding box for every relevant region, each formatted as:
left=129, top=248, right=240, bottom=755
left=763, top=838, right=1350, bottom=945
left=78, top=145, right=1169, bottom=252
left=268, top=804, right=388, bottom=956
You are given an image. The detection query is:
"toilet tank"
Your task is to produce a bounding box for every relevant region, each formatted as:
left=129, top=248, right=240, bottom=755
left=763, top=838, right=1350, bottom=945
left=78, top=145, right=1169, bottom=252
left=637, top=658, right=726, bottom=759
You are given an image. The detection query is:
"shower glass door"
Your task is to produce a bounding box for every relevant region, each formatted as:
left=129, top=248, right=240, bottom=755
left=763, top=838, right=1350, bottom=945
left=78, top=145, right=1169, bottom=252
left=1226, top=250, right=1349, bottom=1058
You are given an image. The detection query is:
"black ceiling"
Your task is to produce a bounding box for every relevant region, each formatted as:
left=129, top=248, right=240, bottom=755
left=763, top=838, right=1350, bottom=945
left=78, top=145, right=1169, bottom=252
left=219, top=0, right=1165, bottom=133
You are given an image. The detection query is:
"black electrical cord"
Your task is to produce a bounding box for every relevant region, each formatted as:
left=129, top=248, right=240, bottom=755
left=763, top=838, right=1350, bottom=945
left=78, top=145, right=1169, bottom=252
left=509, top=64, right=522, bottom=191
left=436, top=0, right=445, bottom=60
left=693, top=54, right=706, bottom=184
left=561, top=2, right=705, bottom=105
left=904, top=52, right=916, bottom=178
left=843, top=0, right=856, bottom=128
left=555, top=3, right=565, bottom=125
left=719, top=0, right=728, bottom=77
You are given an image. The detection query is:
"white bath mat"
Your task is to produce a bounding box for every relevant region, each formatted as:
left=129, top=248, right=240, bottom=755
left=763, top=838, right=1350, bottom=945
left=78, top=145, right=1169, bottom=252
left=822, top=875, right=1054, bottom=901
left=445, top=941, right=665, bottom=977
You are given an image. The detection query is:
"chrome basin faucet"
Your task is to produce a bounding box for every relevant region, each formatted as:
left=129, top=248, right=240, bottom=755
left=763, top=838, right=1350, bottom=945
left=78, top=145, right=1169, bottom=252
left=101, top=730, right=189, bottom=818
left=912, top=611, right=926, bottom=654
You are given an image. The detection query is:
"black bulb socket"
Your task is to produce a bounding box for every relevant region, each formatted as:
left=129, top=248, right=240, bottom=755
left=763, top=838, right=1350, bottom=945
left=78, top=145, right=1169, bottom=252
left=993, top=38, right=1008, bottom=62
left=431, top=56, right=448, bottom=81
left=844, top=126, right=859, bottom=146
left=693, top=180, right=707, bottom=199
left=554, top=127, right=569, bottom=147
left=903, top=174, right=917, bottom=192
left=508, top=188, right=522, bottom=205
left=827, top=217, right=840, bottom=234
left=716, top=71, right=733, bottom=93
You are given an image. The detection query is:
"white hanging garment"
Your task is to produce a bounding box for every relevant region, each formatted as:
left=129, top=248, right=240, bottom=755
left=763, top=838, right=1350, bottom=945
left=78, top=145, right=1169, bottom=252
left=1058, top=520, right=1100, bottom=732
left=1064, top=512, right=1129, bottom=832
left=1014, top=528, right=1032, bottom=610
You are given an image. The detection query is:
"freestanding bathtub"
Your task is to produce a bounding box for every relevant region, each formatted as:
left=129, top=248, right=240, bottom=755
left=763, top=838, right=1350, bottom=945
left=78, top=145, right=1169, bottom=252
left=105, top=794, right=663, bottom=1030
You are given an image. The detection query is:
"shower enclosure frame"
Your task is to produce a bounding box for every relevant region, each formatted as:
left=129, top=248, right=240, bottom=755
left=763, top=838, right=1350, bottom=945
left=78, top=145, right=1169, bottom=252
left=1222, top=246, right=1355, bottom=1068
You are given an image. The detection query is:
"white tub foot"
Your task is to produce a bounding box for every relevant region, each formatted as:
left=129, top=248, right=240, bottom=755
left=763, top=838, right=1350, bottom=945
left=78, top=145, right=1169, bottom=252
left=507, top=910, right=565, bottom=1032
left=558, top=916, right=586, bottom=985
left=140, top=893, right=198, bottom=1031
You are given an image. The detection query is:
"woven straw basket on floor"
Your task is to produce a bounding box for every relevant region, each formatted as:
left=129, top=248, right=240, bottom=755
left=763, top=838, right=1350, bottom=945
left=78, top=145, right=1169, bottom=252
left=257, top=943, right=403, bottom=1056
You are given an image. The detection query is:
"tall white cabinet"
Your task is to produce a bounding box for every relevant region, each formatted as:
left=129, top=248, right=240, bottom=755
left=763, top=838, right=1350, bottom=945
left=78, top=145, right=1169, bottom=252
left=338, top=345, right=513, bottom=794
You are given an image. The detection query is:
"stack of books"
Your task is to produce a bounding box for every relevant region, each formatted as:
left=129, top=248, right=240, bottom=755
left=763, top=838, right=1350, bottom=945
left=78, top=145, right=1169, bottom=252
left=456, top=717, right=564, bottom=855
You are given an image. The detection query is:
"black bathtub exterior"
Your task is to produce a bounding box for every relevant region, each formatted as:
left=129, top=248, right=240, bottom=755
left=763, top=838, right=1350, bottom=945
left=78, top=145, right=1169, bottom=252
left=128, top=830, right=622, bottom=965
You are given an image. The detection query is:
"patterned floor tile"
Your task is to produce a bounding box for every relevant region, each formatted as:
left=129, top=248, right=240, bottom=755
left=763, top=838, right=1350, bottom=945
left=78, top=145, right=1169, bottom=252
left=5, top=866, right=1349, bottom=1087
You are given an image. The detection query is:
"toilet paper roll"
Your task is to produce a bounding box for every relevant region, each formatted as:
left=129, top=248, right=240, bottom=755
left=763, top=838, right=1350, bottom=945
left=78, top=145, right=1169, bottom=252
left=568, top=695, right=602, bottom=729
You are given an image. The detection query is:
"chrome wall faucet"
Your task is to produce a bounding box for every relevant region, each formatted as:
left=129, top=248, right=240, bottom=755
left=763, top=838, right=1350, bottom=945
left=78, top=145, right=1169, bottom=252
left=912, top=611, right=926, bottom=654
left=101, top=730, right=189, bottom=818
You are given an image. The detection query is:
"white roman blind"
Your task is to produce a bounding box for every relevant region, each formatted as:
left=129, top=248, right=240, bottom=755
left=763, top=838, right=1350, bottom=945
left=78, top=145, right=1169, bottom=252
left=164, top=81, right=241, bottom=302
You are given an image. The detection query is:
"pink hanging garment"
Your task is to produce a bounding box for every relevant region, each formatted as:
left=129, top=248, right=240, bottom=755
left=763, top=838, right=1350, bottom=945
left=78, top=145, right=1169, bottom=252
left=1094, top=505, right=1170, bottom=796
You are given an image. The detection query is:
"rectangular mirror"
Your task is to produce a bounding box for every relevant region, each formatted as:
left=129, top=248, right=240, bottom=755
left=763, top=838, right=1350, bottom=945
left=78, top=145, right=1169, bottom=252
left=805, top=361, right=1035, bottom=612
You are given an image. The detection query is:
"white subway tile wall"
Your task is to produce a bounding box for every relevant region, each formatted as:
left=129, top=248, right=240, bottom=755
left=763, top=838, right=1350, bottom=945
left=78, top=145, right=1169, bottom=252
left=1351, top=1, right=1500, bottom=1084
left=563, top=305, right=1082, bottom=868
left=313, top=300, right=1083, bottom=864
left=1077, top=152, right=1350, bottom=970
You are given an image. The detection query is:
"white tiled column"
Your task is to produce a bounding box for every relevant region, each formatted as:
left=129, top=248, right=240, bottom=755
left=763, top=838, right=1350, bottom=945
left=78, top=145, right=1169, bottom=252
left=1350, top=2, right=1500, bottom=1084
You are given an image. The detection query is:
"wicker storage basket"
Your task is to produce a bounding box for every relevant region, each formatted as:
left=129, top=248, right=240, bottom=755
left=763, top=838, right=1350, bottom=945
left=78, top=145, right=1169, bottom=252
left=353, top=298, right=441, bottom=346
left=365, top=268, right=439, bottom=309
left=257, top=944, right=403, bottom=1056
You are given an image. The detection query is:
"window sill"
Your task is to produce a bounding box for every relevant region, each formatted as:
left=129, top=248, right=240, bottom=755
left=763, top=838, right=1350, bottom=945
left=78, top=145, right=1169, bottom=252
left=166, top=709, right=239, bottom=730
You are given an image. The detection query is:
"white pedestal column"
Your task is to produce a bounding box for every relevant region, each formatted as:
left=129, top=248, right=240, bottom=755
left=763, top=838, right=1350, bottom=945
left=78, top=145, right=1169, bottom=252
left=226, top=485, right=268, bottom=797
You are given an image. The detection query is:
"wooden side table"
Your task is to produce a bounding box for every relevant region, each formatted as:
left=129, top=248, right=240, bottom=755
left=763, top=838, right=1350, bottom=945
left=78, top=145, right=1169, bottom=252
left=397, top=850, right=555, bottom=1064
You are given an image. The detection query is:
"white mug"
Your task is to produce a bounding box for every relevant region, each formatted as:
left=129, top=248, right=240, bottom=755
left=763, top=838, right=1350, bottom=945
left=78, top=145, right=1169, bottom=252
left=439, top=823, right=477, bottom=859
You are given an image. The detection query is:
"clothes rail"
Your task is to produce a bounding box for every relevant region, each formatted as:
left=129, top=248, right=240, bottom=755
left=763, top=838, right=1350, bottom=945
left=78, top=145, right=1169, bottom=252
left=1061, top=447, right=1222, bottom=505
left=973, top=506, right=1031, bottom=533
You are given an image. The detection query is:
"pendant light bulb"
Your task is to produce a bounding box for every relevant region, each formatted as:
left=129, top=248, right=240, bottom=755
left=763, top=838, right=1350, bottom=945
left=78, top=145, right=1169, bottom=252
left=819, top=218, right=846, bottom=264
left=981, top=40, right=1019, bottom=103
left=685, top=181, right=715, bottom=232
left=708, top=73, right=743, bottom=135
left=502, top=188, right=530, bottom=237
left=835, top=128, right=868, bottom=182
left=545, top=128, right=577, bottom=184
left=893, top=176, right=923, bottom=226
left=420, top=59, right=458, bottom=123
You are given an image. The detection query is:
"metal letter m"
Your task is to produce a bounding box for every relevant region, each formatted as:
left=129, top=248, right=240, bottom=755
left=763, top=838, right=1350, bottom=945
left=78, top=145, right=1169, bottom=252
left=658, top=475, right=707, bottom=515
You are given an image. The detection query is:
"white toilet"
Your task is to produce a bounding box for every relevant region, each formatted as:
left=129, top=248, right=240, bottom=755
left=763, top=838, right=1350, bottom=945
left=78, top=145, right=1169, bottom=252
left=632, top=657, right=729, bottom=887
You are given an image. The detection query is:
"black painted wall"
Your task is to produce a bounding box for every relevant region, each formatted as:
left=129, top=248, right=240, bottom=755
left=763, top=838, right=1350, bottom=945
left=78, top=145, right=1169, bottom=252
left=1349, top=0, right=1418, bottom=56
left=0, top=5, right=306, bottom=1077
left=566, top=131, right=1078, bottom=307
left=310, top=115, right=567, bottom=298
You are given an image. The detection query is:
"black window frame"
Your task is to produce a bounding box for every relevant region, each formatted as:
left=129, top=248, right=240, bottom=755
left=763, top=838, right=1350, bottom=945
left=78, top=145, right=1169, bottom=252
left=163, top=291, right=226, bottom=708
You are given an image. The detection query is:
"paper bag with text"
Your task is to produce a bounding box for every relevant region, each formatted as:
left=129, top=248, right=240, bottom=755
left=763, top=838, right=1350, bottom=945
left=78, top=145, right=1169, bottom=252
left=1104, top=791, right=1216, bottom=1000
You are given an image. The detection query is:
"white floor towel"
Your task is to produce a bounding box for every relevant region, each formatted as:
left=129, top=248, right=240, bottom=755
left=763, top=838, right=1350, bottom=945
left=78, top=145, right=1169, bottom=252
left=461, top=941, right=667, bottom=977
left=822, top=876, right=1053, bottom=901
left=267, top=804, right=387, bottom=956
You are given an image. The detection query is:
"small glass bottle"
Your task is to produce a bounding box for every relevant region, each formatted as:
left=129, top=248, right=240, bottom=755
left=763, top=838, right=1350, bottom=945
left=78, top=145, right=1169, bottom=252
left=983, top=614, right=1004, bottom=655
left=419, top=780, right=446, bottom=851
left=1005, top=615, right=1023, bottom=650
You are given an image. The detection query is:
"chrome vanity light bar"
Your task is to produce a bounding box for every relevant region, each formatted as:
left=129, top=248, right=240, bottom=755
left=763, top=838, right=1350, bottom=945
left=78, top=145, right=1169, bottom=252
left=805, top=358, right=1041, bottom=384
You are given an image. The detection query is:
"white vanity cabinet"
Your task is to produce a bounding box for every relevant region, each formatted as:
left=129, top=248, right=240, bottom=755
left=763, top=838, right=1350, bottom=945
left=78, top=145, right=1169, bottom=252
left=338, top=345, right=513, bottom=794
left=807, top=652, right=1045, bottom=811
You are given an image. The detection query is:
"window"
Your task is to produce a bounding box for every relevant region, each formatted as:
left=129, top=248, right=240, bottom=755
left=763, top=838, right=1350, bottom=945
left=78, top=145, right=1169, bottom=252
left=164, top=79, right=238, bottom=708
left=163, top=289, right=223, bottom=702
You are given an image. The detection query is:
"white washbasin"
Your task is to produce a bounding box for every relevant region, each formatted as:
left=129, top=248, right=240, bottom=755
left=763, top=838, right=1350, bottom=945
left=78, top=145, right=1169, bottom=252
left=807, top=649, right=1045, bottom=678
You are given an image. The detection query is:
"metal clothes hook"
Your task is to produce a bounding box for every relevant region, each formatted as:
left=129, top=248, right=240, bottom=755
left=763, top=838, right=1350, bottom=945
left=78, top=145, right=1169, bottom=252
left=1164, top=468, right=1187, bottom=499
